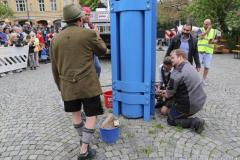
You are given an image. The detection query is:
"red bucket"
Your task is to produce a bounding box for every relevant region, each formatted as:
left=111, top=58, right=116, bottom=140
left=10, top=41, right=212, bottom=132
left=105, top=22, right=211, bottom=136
left=103, top=90, right=112, bottom=108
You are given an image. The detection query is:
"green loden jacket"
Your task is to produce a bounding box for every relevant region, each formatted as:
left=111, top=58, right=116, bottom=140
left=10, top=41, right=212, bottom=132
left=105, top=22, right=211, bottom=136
left=50, top=25, right=107, bottom=101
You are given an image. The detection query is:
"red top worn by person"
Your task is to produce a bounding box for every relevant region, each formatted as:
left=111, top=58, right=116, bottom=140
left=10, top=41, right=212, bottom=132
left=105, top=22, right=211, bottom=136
left=36, top=30, right=45, bottom=47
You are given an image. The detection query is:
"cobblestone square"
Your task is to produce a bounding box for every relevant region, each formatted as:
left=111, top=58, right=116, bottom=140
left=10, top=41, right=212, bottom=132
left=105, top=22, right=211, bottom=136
left=0, top=50, right=240, bottom=160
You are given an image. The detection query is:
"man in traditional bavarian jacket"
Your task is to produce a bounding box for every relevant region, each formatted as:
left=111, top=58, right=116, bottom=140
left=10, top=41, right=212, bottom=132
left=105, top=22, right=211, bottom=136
left=198, top=19, right=218, bottom=85
left=50, top=4, right=107, bottom=160
left=157, top=49, right=207, bottom=134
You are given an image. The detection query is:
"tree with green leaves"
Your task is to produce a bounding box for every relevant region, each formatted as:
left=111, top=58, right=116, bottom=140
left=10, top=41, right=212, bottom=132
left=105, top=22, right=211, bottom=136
left=183, top=0, right=240, bottom=31
left=157, top=0, right=189, bottom=30
left=0, top=2, right=13, bottom=20
left=79, top=0, right=99, bottom=10
left=225, top=6, right=240, bottom=30
left=225, top=9, right=240, bottom=46
left=183, top=0, right=240, bottom=48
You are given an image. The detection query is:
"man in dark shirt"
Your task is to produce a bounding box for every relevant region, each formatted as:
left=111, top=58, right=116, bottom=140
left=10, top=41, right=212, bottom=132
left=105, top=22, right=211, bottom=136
left=157, top=49, right=206, bottom=134
left=165, top=23, right=201, bottom=71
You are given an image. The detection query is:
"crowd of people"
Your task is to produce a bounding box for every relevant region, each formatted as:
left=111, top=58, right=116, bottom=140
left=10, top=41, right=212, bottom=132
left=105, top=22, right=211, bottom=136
left=0, top=22, right=59, bottom=76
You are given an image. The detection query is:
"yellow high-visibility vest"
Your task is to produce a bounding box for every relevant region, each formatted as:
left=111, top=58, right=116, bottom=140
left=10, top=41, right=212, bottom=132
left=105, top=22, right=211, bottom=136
left=198, top=28, right=216, bottom=54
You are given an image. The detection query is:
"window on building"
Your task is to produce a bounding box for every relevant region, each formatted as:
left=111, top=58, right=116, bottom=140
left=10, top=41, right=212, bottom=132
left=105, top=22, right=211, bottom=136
left=50, top=0, right=57, bottom=11
left=63, top=0, right=67, bottom=6
left=16, top=0, right=26, bottom=12
left=38, top=0, right=45, bottom=11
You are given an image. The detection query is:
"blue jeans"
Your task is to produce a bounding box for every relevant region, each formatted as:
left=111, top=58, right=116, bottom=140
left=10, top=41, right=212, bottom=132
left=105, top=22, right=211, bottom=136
left=94, top=55, right=101, bottom=78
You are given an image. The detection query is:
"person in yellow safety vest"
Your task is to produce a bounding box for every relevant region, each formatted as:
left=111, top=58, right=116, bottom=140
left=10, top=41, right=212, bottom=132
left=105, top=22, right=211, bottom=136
left=197, top=19, right=218, bottom=85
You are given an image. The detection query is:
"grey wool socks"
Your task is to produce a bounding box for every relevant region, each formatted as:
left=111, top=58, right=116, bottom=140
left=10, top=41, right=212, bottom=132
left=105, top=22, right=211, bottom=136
left=82, top=127, right=95, bottom=144
left=73, top=121, right=84, bottom=137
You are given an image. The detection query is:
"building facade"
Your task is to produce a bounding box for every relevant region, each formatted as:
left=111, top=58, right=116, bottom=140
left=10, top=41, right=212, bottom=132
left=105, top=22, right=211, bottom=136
left=0, top=0, right=77, bottom=26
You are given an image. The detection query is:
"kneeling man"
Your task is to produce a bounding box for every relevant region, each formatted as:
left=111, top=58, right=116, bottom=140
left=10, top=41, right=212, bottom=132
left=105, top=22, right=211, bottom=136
left=156, top=49, right=206, bottom=134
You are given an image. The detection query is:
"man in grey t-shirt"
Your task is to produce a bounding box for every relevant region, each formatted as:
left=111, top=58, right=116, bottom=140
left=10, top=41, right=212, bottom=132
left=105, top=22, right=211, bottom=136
left=157, top=49, right=206, bottom=134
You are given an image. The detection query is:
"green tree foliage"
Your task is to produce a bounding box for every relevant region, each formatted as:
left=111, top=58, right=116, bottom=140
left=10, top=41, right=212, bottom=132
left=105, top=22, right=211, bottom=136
left=225, top=2, right=240, bottom=30
left=183, top=0, right=240, bottom=32
left=225, top=9, right=240, bottom=47
left=182, top=0, right=240, bottom=48
left=0, top=2, right=13, bottom=19
left=79, top=0, right=98, bottom=10
left=157, top=0, right=189, bottom=30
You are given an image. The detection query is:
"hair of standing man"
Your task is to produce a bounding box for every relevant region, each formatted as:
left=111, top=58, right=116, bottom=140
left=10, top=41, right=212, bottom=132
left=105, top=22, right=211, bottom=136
left=184, top=19, right=192, bottom=29
left=66, top=17, right=81, bottom=25
left=204, top=19, right=212, bottom=25
left=163, top=56, right=172, bottom=66
left=184, top=21, right=193, bottom=30
left=171, top=49, right=187, bottom=59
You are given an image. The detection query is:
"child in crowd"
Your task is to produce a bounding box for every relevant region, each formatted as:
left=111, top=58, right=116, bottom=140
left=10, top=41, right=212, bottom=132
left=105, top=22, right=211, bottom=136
left=28, top=32, right=38, bottom=70
left=155, top=56, right=173, bottom=115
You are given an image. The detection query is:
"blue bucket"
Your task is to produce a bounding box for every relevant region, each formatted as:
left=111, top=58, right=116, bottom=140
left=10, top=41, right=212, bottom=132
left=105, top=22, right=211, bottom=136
left=99, top=127, right=120, bottom=144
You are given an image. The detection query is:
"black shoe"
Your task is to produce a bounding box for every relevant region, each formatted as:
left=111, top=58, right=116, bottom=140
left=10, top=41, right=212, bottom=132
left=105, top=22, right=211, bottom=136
left=78, top=148, right=96, bottom=160
left=192, top=118, right=205, bottom=134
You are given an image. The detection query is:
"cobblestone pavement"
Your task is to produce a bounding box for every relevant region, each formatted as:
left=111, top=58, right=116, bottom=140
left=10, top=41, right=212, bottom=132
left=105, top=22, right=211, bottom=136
left=0, top=51, right=240, bottom=160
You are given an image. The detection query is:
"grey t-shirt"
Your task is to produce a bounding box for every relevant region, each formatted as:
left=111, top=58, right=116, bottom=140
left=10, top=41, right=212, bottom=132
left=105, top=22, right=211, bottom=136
left=166, top=61, right=207, bottom=114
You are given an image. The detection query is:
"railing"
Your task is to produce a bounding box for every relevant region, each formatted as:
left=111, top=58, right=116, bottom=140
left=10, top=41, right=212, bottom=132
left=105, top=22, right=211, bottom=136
left=0, top=46, right=29, bottom=73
